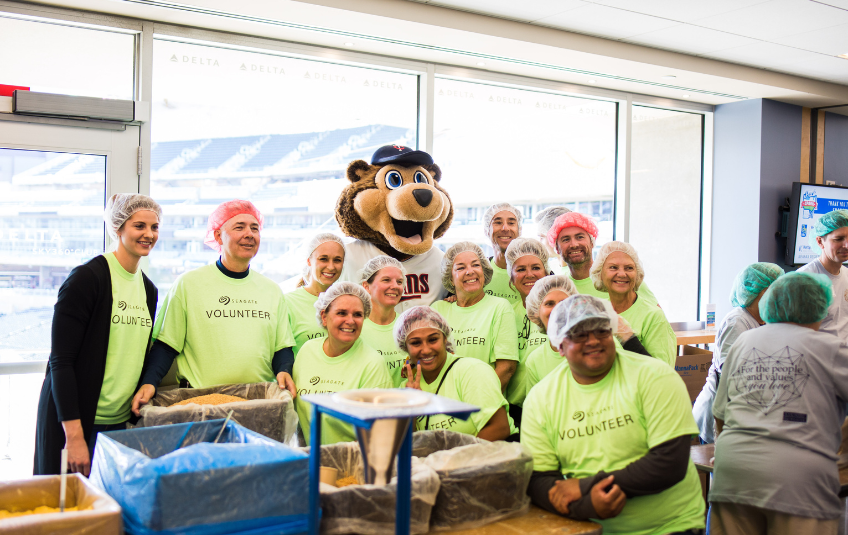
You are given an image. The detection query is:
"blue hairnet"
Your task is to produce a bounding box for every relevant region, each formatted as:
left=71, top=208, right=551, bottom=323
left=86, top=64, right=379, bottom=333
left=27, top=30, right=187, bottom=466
left=809, top=209, right=848, bottom=251
left=730, top=263, right=785, bottom=308
left=759, top=272, right=833, bottom=325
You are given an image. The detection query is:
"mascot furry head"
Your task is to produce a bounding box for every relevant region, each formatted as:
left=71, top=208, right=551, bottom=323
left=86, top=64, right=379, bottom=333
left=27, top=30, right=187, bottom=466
left=335, top=145, right=453, bottom=259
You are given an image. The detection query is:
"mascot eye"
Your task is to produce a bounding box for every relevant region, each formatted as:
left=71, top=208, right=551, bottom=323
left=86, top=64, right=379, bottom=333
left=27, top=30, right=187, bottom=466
left=385, top=171, right=403, bottom=190
left=413, top=172, right=428, bottom=184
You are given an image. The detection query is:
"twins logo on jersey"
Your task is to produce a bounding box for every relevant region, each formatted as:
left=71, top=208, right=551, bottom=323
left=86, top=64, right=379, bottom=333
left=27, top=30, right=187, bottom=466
left=401, top=274, right=431, bottom=301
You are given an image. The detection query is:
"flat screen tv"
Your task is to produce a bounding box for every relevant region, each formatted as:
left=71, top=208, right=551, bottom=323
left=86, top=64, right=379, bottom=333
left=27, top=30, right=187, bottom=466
left=786, top=181, right=848, bottom=266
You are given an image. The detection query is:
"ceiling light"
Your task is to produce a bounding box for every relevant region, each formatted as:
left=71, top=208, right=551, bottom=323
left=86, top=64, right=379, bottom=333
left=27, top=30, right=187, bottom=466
left=682, top=94, right=690, bottom=99
left=662, top=75, right=677, bottom=80
left=476, top=62, right=486, bottom=66
left=839, top=53, right=848, bottom=59
left=344, top=42, right=354, bottom=47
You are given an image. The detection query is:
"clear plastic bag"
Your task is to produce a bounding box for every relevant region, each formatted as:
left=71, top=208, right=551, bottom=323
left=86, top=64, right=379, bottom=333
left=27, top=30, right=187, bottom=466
left=137, top=382, right=298, bottom=446
left=412, top=430, right=532, bottom=531
left=307, top=441, right=440, bottom=535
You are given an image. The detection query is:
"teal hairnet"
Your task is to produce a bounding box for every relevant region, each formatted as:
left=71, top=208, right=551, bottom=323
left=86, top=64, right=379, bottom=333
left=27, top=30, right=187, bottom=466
left=809, top=209, right=848, bottom=251
left=759, top=272, right=833, bottom=325
left=730, top=263, right=785, bottom=308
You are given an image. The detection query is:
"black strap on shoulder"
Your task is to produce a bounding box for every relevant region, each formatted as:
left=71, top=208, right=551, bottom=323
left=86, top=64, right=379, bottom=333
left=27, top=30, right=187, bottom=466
left=424, top=357, right=461, bottom=431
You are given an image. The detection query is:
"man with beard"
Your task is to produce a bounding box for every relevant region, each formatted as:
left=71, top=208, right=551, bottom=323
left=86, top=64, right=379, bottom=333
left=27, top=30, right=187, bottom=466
left=482, top=202, right=524, bottom=305
left=546, top=212, right=658, bottom=307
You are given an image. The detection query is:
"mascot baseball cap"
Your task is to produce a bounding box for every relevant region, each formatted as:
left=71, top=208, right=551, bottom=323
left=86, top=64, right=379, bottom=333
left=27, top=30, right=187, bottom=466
left=371, top=144, right=434, bottom=166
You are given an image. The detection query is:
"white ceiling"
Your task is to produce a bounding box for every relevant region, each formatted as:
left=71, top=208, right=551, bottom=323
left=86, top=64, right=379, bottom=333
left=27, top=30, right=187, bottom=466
left=411, top=0, right=848, bottom=85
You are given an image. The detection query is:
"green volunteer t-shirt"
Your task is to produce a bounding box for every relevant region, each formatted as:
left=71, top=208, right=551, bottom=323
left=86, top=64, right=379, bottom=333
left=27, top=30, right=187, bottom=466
left=505, top=300, right=547, bottom=407
left=564, top=269, right=659, bottom=308
left=620, top=297, right=677, bottom=367
left=293, top=337, right=393, bottom=445
left=525, top=342, right=563, bottom=396
left=431, top=294, right=518, bottom=368
left=485, top=263, right=521, bottom=305
left=285, top=287, right=327, bottom=357
left=96, top=253, right=153, bottom=425
left=521, top=350, right=704, bottom=535
left=153, top=264, right=295, bottom=388
left=360, top=317, right=408, bottom=387
left=417, top=354, right=516, bottom=437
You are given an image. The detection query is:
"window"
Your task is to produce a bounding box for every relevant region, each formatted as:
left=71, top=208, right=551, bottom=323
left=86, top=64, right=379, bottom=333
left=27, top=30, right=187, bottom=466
left=629, top=106, right=704, bottom=321
left=0, top=16, right=135, bottom=100
left=432, top=78, right=617, bottom=254
left=149, top=39, right=419, bottom=290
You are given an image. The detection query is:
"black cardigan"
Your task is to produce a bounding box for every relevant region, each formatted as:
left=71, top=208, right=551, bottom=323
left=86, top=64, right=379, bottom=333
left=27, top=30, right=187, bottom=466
left=33, top=255, right=157, bottom=475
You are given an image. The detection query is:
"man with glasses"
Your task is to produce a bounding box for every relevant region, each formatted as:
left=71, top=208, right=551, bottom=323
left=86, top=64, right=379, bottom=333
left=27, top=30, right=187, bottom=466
left=521, top=294, right=704, bottom=535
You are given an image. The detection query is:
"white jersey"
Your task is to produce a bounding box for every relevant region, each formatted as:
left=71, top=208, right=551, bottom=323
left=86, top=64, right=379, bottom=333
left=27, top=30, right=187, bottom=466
left=797, top=259, right=848, bottom=341
left=340, top=240, right=447, bottom=312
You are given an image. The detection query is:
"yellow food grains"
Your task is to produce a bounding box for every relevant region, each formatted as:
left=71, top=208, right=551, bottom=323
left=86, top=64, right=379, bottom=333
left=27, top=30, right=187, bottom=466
left=335, top=476, right=359, bottom=488
left=171, top=394, right=247, bottom=407
left=0, top=506, right=88, bottom=519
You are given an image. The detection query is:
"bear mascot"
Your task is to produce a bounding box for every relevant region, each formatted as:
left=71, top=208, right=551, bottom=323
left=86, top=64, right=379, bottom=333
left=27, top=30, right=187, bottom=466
left=336, top=144, right=453, bottom=310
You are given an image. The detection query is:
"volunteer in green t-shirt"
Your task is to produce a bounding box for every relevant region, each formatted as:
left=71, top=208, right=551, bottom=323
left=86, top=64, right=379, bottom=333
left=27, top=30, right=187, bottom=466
left=35, top=194, right=161, bottom=477
left=521, top=295, right=705, bottom=534
left=431, top=242, right=518, bottom=390
left=134, top=200, right=297, bottom=408
left=482, top=202, right=523, bottom=305
left=286, top=233, right=346, bottom=356
left=546, top=211, right=659, bottom=307
left=524, top=275, right=651, bottom=396
left=359, top=255, right=408, bottom=387
left=589, top=241, right=676, bottom=367
left=397, top=306, right=515, bottom=440
left=503, top=238, right=550, bottom=426
left=534, top=206, right=571, bottom=274
left=294, top=282, right=393, bottom=445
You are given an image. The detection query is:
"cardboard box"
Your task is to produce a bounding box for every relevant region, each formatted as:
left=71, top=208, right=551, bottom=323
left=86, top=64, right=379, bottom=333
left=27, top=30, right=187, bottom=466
left=675, top=345, right=713, bottom=402
left=0, top=474, right=122, bottom=535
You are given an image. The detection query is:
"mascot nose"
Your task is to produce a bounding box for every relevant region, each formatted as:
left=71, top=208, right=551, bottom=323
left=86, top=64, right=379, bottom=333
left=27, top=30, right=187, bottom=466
left=412, top=188, right=433, bottom=207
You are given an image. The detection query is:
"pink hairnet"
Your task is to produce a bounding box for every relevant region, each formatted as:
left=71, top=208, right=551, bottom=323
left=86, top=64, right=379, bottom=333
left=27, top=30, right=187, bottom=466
left=204, top=200, right=264, bottom=253
left=546, top=212, right=599, bottom=250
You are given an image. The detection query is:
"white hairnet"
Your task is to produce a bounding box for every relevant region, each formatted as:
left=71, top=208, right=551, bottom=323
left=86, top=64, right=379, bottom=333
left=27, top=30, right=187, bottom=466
left=394, top=306, right=455, bottom=353
left=534, top=206, right=571, bottom=239
left=314, top=281, right=372, bottom=325
left=505, top=238, right=549, bottom=276
left=104, top=194, right=162, bottom=241
left=589, top=241, right=645, bottom=292
left=359, top=255, right=407, bottom=283
left=548, top=294, right=618, bottom=350
left=302, top=233, right=346, bottom=284
left=440, top=241, right=494, bottom=294
left=482, top=203, right=523, bottom=240
left=526, top=275, right=578, bottom=333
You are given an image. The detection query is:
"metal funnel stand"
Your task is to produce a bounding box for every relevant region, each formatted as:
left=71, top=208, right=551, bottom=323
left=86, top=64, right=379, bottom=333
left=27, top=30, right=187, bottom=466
left=302, top=389, right=479, bottom=535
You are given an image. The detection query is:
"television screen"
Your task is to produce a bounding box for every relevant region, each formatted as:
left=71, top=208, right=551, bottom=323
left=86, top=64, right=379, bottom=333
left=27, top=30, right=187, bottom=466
left=787, top=182, right=848, bottom=265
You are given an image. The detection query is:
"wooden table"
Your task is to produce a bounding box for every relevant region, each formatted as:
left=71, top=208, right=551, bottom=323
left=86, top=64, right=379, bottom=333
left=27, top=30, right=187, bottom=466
left=442, top=505, right=601, bottom=535
left=690, top=444, right=715, bottom=473
left=675, top=330, right=716, bottom=346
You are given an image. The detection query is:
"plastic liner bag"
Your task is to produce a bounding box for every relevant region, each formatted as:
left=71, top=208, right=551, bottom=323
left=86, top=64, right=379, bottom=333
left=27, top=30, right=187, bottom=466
left=0, top=474, right=122, bottom=535
left=412, top=430, right=533, bottom=531
left=306, top=441, right=440, bottom=535
left=89, top=419, right=309, bottom=535
left=137, top=382, right=298, bottom=446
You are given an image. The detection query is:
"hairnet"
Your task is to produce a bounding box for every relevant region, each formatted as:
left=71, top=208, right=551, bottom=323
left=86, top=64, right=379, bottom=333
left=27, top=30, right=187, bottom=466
left=302, top=233, right=346, bottom=284
left=548, top=294, right=618, bottom=350
left=440, top=241, right=494, bottom=294
left=505, top=238, right=550, bottom=275
left=104, top=194, right=162, bottom=241
left=360, top=255, right=407, bottom=284
left=314, top=281, right=372, bottom=325
left=483, top=203, right=523, bottom=240
left=589, top=241, right=645, bottom=292
left=809, top=209, right=848, bottom=251
left=534, top=206, right=571, bottom=239
left=730, top=262, right=785, bottom=308
left=526, top=275, right=578, bottom=333
left=759, top=271, right=833, bottom=325
left=546, top=212, right=599, bottom=251
left=204, top=200, right=264, bottom=253
left=394, top=306, right=455, bottom=353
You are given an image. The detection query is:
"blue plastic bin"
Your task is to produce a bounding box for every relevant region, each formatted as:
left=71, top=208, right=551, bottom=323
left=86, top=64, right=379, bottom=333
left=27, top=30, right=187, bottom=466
left=89, top=419, right=309, bottom=535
